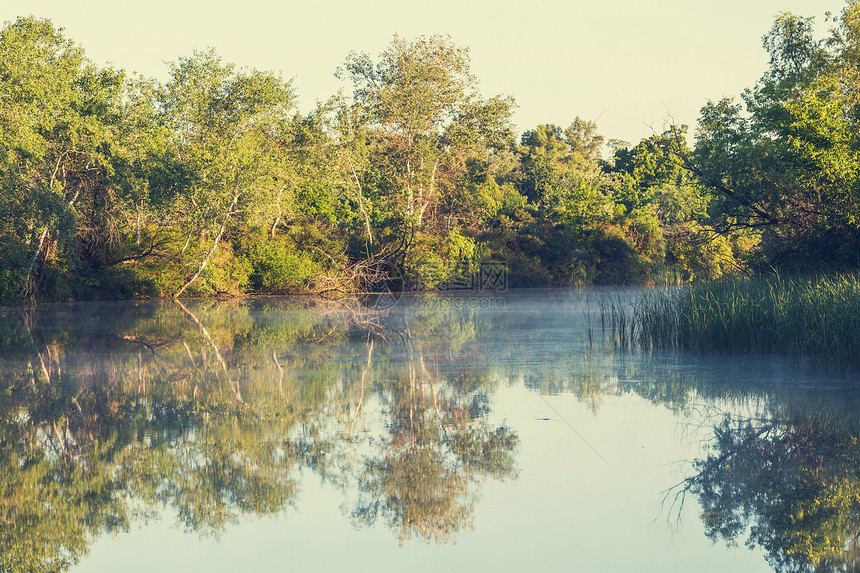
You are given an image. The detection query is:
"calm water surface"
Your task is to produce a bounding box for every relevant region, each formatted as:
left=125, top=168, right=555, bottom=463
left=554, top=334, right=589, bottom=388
left=2, top=289, right=860, bottom=572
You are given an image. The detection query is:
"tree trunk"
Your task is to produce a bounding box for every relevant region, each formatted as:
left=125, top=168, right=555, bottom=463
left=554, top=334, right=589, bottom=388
left=174, top=191, right=240, bottom=298
left=20, top=227, right=50, bottom=298
left=347, top=157, right=374, bottom=249
left=20, top=182, right=84, bottom=299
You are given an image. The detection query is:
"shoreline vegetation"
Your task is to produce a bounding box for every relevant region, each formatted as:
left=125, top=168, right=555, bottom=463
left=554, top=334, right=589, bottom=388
left=2, top=3, right=860, bottom=309
left=601, top=274, right=860, bottom=371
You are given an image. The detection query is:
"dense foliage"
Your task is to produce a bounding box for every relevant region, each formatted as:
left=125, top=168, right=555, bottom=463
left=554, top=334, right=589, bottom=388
left=681, top=3, right=860, bottom=271
left=2, top=3, right=859, bottom=302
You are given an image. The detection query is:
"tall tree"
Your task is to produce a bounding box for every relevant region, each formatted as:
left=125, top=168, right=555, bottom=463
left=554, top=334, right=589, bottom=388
left=157, top=50, right=295, bottom=296
left=338, top=35, right=514, bottom=231
left=685, top=2, right=860, bottom=270
left=0, top=17, right=128, bottom=299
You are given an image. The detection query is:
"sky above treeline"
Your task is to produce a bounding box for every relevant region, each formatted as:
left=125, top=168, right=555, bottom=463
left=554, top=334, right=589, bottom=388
left=1, top=0, right=842, bottom=148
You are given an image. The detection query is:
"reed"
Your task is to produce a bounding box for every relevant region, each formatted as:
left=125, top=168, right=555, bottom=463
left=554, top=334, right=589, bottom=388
left=609, top=275, right=860, bottom=371
left=599, top=294, right=635, bottom=350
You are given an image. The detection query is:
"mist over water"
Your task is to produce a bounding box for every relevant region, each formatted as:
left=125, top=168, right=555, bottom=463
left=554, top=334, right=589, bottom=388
left=2, top=289, right=859, bottom=572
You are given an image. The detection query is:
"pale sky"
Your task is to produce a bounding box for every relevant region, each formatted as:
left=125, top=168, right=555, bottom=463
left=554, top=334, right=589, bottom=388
left=1, top=0, right=842, bottom=147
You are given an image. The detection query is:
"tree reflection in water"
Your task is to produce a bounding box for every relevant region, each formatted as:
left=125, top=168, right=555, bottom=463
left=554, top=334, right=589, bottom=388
left=0, top=299, right=518, bottom=571
left=351, top=330, right=517, bottom=543
left=482, top=325, right=860, bottom=573
left=13, top=293, right=860, bottom=572
left=668, top=404, right=860, bottom=573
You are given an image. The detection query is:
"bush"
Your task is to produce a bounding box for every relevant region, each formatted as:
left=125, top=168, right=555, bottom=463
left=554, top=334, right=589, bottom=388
left=241, top=237, right=320, bottom=294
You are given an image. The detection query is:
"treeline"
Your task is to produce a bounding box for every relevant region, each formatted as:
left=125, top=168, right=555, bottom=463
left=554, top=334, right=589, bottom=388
left=2, top=3, right=859, bottom=303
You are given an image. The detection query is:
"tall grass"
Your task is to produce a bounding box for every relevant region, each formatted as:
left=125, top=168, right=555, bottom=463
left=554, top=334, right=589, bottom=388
left=607, top=275, right=860, bottom=371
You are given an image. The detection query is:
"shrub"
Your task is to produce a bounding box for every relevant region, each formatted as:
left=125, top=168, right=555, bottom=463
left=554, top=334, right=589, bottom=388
left=242, top=237, right=320, bottom=294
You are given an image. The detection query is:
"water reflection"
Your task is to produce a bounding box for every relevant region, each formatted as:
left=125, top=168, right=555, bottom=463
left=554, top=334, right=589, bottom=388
left=603, top=350, right=860, bottom=571
left=0, top=298, right=517, bottom=571
left=667, top=403, right=860, bottom=573
left=2, top=291, right=860, bottom=572
left=351, top=336, right=517, bottom=543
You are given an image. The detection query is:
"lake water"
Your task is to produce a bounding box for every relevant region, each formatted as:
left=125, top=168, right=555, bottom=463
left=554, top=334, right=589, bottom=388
left=2, top=289, right=860, bottom=572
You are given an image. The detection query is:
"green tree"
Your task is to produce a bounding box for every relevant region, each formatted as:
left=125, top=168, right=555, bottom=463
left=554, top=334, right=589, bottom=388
left=157, top=49, right=295, bottom=296
left=337, top=35, right=515, bottom=281
left=0, top=17, right=138, bottom=300
left=609, top=128, right=742, bottom=281
left=685, top=3, right=860, bottom=270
